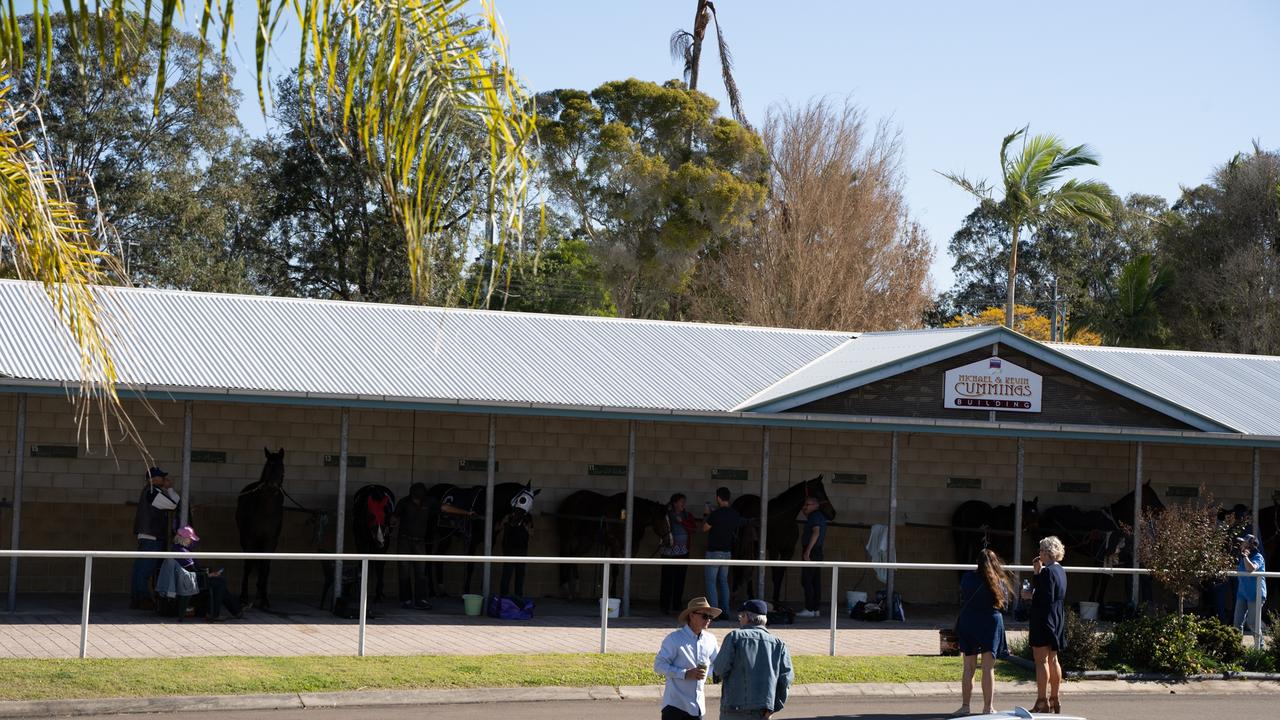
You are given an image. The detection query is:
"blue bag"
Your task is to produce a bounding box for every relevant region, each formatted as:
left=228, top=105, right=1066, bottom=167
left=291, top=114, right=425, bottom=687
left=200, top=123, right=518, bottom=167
left=487, top=595, right=534, bottom=620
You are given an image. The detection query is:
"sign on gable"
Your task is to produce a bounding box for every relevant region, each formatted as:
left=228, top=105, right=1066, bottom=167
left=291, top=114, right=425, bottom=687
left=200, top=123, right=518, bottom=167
left=944, top=356, right=1042, bottom=413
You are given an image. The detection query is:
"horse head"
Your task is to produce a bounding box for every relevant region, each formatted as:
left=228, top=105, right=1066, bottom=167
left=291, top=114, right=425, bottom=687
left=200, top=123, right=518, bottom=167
left=802, top=474, right=837, bottom=520
left=1021, top=496, right=1040, bottom=532
left=260, top=447, right=285, bottom=489
left=1140, top=479, right=1165, bottom=513
left=510, top=481, right=541, bottom=521
left=361, top=486, right=395, bottom=549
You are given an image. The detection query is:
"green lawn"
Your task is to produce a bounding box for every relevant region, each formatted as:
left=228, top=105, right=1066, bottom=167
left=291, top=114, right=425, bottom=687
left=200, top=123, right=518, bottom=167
left=0, top=654, right=1030, bottom=701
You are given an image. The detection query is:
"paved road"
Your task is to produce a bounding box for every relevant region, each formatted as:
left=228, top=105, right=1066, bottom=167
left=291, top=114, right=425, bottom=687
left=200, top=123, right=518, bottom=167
left=61, top=694, right=1274, bottom=720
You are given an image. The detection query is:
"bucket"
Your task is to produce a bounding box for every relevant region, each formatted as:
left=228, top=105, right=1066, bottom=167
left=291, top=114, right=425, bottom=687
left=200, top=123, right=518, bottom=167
left=1078, top=601, right=1099, bottom=621
left=846, top=591, right=868, bottom=610
left=601, top=597, right=621, bottom=619
left=462, top=594, right=484, bottom=617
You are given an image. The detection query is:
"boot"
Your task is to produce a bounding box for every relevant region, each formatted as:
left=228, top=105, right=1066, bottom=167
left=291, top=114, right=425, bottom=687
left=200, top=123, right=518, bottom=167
left=1049, top=695, right=1061, bottom=714
left=1030, top=698, right=1051, bottom=713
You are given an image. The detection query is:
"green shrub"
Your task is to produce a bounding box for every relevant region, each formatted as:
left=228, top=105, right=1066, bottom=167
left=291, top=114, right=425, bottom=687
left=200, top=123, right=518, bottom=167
left=1240, top=647, right=1277, bottom=673
left=1195, top=617, right=1244, bottom=667
left=1060, top=610, right=1107, bottom=671
left=1106, top=613, right=1242, bottom=674
left=1266, top=612, right=1280, bottom=667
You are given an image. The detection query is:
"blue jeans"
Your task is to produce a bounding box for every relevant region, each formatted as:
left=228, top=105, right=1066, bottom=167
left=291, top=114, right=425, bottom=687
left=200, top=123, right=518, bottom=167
left=131, top=537, right=165, bottom=601
left=705, top=551, right=732, bottom=615
left=1235, top=595, right=1267, bottom=633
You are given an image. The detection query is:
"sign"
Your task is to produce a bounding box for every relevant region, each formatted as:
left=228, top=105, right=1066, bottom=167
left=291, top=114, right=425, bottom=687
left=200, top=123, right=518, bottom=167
left=588, top=464, right=627, bottom=477
left=190, top=450, right=226, bottom=464
left=833, top=472, right=868, bottom=485
left=30, top=445, right=77, bottom=458
left=711, top=468, right=748, bottom=482
left=944, top=356, right=1042, bottom=412
left=324, top=454, right=367, bottom=468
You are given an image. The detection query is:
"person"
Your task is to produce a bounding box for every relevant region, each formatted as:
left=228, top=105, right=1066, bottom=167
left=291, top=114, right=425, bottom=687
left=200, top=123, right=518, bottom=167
left=1023, top=535, right=1067, bottom=715
left=1210, top=504, right=1251, bottom=624
left=660, top=493, right=697, bottom=614
left=1234, top=534, right=1268, bottom=635
left=712, top=599, right=793, bottom=720
left=497, top=484, right=538, bottom=602
left=954, top=548, right=1012, bottom=716
left=702, top=487, right=744, bottom=616
left=131, top=467, right=180, bottom=610
left=654, top=596, right=721, bottom=720
left=395, top=482, right=434, bottom=610
left=796, top=496, right=828, bottom=619
left=172, top=525, right=243, bottom=621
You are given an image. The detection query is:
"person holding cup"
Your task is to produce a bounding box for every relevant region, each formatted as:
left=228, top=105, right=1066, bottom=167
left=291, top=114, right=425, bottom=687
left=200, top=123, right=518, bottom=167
left=1024, top=535, right=1068, bottom=715
left=655, top=597, right=721, bottom=719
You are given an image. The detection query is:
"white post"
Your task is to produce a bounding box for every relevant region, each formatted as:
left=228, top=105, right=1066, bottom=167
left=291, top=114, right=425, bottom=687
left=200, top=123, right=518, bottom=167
left=1253, top=449, right=1263, bottom=651
left=622, top=421, right=636, bottom=617
left=7, top=394, right=26, bottom=612
left=334, top=409, right=349, bottom=604
left=600, top=561, right=611, bottom=653
left=829, top=565, right=839, bottom=656
left=758, top=428, right=770, bottom=597
left=78, top=556, right=92, bottom=659
left=483, top=415, right=496, bottom=601
left=1131, top=442, right=1143, bottom=607
left=179, top=401, right=192, bottom=527
left=886, top=432, right=899, bottom=617
left=358, top=558, right=369, bottom=657
left=1014, top=438, right=1025, bottom=570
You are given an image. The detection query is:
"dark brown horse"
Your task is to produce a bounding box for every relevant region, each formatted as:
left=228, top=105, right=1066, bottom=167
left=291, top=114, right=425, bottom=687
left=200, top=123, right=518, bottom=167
left=437, top=482, right=529, bottom=595
left=1257, top=495, right=1279, bottom=615
left=351, top=484, right=396, bottom=602
left=235, top=448, right=286, bottom=609
left=731, top=475, right=836, bottom=603
left=951, top=497, right=1040, bottom=566
left=555, top=490, right=670, bottom=599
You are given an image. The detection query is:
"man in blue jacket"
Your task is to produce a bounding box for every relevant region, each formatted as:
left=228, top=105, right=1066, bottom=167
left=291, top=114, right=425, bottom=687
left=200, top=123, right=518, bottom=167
left=712, top=599, right=794, bottom=720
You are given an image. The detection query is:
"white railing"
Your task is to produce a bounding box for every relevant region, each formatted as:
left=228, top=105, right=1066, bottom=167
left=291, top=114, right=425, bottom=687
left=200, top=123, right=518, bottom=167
left=1, top=550, right=1274, bottom=658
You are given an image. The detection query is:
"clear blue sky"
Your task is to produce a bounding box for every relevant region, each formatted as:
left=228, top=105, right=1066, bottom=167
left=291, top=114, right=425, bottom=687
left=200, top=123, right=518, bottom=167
left=28, top=1, right=1280, bottom=292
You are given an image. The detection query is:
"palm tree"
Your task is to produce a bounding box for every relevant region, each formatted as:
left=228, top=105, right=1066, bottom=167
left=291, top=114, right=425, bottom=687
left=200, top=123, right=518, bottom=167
left=942, top=126, right=1113, bottom=328
left=670, top=0, right=750, bottom=128
left=1069, top=254, right=1172, bottom=347
left=0, top=1, right=536, bottom=449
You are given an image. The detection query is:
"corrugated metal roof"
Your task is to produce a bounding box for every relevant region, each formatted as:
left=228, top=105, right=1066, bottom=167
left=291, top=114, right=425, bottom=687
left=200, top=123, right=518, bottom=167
left=1052, top=344, right=1280, bottom=436
left=0, top=280, right=850, bottom=412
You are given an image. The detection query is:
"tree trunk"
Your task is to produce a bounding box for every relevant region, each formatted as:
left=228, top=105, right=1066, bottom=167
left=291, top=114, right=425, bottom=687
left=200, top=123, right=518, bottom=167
left=1004, top=224, right=1020, bottom=329
left=688, top=0, right=710, bottom=91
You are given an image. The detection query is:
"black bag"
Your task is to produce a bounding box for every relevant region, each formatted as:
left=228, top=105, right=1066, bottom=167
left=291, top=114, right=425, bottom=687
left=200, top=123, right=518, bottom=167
left=767, top=605, right=795, bottom=625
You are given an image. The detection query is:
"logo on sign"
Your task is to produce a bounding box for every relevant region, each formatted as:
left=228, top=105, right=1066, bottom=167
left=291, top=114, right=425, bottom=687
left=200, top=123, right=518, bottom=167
left=943, top=356, right=1042, bottom=413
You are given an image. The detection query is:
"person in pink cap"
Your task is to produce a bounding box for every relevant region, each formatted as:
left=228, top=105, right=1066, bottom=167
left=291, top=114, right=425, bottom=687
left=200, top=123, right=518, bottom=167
left=172, top=525, right=244, bottom=621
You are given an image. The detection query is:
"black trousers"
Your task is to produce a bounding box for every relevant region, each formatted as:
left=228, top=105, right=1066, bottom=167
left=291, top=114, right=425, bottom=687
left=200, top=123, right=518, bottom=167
left=801, top=549, right=824, bottom=611
left=661, top=705, right=701, bottom=720
left=659, top=554, right=689, bottom=612
left=499, top=562, right=527, bottom=598
left=397, top=537, right=429, bottom=604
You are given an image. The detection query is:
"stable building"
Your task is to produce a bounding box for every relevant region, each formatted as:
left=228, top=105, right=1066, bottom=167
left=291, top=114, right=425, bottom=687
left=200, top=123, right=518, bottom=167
left=1, top=279, right=1278, bottom=612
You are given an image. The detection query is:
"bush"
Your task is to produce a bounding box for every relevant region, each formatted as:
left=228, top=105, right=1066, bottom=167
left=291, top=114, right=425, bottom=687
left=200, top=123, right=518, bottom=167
left=1060, top=610, right=1106, bottom=671
left=1195, top=617, right=1245, bottom=667
left=1107, top=613, right=1244, bottom=674
left=1266, top=612, right=1280, bottom=667
left=1240, top=647, right=1277, bottom=673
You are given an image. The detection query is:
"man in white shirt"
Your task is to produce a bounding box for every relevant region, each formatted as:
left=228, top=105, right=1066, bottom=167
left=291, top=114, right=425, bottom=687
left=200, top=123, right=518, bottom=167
left=654, top=596, right=721, bottom=719
left=131, top=467, right=180, bottom=609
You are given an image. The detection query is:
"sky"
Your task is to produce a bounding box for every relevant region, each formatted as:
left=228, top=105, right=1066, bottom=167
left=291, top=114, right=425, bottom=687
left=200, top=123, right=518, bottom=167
left=24, top=1, right=1280, bottom=292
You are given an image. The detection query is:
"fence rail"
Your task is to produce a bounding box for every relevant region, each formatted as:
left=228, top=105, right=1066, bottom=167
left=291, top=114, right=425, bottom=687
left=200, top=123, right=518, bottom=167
left=2, top=549, right=1273, bottom=658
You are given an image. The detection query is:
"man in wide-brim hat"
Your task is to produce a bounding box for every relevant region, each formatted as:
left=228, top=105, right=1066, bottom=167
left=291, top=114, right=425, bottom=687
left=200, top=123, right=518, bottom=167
left=655, top=596, right=722, bottom=719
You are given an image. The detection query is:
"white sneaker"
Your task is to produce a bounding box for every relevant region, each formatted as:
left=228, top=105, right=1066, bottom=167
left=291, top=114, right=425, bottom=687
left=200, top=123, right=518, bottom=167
left=796, top=609, right=819, bottom=619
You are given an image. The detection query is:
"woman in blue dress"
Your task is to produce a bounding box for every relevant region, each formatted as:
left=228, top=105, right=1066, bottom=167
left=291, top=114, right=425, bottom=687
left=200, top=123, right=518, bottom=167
left=953, top=548, right=1012, bottom=716
left=1024, top=535, right=1067, bottom=714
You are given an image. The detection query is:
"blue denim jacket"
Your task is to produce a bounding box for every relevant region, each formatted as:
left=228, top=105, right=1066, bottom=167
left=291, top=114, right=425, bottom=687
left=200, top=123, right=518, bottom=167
left=711, top=625, right=794, bottom=713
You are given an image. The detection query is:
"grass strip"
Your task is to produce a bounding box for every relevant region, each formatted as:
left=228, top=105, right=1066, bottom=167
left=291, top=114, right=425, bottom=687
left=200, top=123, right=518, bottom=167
left=0, top=654, right=1030, bottom=701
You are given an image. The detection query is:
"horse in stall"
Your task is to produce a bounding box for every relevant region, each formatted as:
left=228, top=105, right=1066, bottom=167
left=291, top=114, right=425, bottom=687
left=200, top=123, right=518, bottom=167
left=555, top=490, right=671, bottom=599
left=951, top=497, right=1040, bottom=566
left=235, top=448, right=286, bottom=610
left=1256, top=495, right=1280, bottom=616
left=437, top=482, right=528, bottom=595
left=730, top=475, right=836, bottom=603
left=351, top=484, right=396, bottom=602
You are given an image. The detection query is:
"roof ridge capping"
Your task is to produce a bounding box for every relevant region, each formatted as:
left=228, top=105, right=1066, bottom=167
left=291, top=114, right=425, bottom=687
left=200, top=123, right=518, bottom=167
left=1050, top=342, right=1280, bottom=362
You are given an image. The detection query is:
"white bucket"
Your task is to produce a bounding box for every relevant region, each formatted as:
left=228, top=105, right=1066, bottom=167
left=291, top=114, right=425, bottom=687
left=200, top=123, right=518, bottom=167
left=847, top=591, right=868, bottom=610
left=601, top=597, right=621, bottom=619
left=1078, top=601, right=1099, bottom=621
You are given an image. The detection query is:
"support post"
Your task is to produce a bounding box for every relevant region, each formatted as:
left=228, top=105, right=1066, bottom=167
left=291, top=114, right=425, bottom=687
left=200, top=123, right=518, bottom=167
left=600, top=561, right=611, bottom=653
left=887, top=432, right=899, bottom=619
left=1253, top=449, right=1263, bottom=651
left=179, top=401, right=192, bottom=527
left=78, top=556, right=92, bottom=659
left=622, top=421, right=636, bottom=617
left=1013, top=438, right=1025, bottom=571
left=334, top=409, right=349, bottom=604
left=483, top=415, right=496, bottom=601
left=758, top=428, right=770, bottom=596
left=7, top=394, right=26, bottom=612
left=829, top=565, right=839, bottom=656
left=1131, top=442, right=1143, bottom=607
left=358, top=558, right=369, bottom=657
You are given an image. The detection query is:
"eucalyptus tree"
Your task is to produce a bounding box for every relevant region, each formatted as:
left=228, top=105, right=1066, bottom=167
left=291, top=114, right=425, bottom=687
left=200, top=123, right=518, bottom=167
left=669, top=0, right=749, bottom=128
left=941, top=126, right=1113, bottom=329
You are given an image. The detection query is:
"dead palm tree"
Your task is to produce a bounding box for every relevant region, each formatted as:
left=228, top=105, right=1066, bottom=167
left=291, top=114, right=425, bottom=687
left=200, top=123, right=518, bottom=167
left=670, top=0, right=750, bottom=129
left=941, top=126, right=1114, bottom=328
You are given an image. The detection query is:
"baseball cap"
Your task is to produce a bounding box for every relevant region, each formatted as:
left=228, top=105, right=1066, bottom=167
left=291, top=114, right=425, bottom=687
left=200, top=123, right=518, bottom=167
left=146, top=467, right=169, bottom=479
left=1237, top=534, right=1258, bottom=546
left=737, top=599, right=769, bottom=615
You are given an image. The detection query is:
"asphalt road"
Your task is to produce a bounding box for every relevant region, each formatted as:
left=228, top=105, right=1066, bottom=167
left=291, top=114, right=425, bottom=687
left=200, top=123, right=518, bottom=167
left=61, top=693, right=1273, bottom=720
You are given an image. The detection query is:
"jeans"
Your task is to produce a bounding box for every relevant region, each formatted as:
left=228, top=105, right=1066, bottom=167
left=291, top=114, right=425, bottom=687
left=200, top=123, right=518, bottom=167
left=705, top=551, right=732, bottom=615
left=1234, top=595, right=1266, bottom=633
left=801, top=548, right=823, bottom=611
left=720, top=710, right=769, bottom=720
left=131, top=537, right=165, bottom=601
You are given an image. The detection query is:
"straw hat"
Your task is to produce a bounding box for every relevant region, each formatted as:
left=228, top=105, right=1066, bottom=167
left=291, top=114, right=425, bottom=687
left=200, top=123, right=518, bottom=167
left=678, top=596, right=723, bottom=626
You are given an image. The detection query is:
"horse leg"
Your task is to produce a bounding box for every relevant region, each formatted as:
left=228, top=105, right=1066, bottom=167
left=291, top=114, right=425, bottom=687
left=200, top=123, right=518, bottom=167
left=373, top=560, right=385, bottom=602
left=240, top=559, right=253, bottom=604
left=257, top=559, right=271, bottom=610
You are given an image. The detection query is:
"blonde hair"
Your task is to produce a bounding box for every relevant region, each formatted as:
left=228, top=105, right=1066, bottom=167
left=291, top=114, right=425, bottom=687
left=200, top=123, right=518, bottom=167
left=1039, top=535, right=1066, bottom=562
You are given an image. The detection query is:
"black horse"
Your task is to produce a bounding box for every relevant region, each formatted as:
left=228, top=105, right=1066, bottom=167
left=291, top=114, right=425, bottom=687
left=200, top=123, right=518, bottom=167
left=437, top=482, right=527, bottom=595
left=1260, top=498, right=1280, bottom=615
left=351, top=484, right=396, bottom=602
left=731, top=475, right=836, bottom=603
left=235, top=447, right=286, bottom=610
left=951, top=497, right=1040, bottom=566
left=555, top=490, right=670, bottom=599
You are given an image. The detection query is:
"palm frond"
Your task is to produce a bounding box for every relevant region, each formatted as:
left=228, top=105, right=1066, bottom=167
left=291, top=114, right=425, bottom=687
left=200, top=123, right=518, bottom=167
left=1048, top=179, right=1115, bottom=226
left=937, top=170, right=993, bottom=202
left=669, top=28, right=694, bottom=83
left=708, top=4, right=749, bottom=129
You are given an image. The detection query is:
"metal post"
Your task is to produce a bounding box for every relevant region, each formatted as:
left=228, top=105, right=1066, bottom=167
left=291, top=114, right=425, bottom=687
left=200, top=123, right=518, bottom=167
left=1253, top=449, right=1263, bottom=651
left=1131, top=442, right=1143, bottom=607
left=1013, top=438, right=1025, bottom=569
left=334, top=409, right=349, bottom=604
left=179, top=401, right=192, bottom=527
left=622, top=421, right=636, bottom=617
left=483, top=415, right=496, bottom=601
left=358, top=558, right=369, bottom=657
left=886, top=432, right=899, bottom=617
left=600, top=561, right=611, bottom=653
left=758, top=428, right=770, bottom=597
left=829, top=565, right=839, bottom=656
left=78, top=556, right=92, bottom=659
left=7, top=394, right=26, bottom=612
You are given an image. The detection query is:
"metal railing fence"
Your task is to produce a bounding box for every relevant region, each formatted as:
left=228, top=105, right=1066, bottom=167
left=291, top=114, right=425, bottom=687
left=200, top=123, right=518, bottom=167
left=1, top=550, right=1274, bottom=658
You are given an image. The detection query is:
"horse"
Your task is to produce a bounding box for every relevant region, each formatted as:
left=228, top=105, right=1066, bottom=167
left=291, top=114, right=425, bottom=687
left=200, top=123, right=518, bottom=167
left=351, top=484, right=396, bottom=602
left=235, top=447, right=286, bottom=610
left=951, top=497, right=1040, bottom=566
left=555, top=490, right=670, bottom=599
left=1036, top=504, right=1126, bottom=603
left=731, top=475, right=836, bottom=603
left=437, top=482, right=528, bottom=595
left=1254, top=495, right=1279, bottom=615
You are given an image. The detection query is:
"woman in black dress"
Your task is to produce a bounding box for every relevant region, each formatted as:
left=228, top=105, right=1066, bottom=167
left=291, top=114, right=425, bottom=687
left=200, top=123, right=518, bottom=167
left=954, top=548, right=1012, bottom=716
left=1024, top=535, right=1067, bottom=714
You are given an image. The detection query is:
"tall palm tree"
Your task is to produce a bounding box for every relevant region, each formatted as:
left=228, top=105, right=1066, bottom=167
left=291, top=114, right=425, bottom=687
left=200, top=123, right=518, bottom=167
left=0, top=1, right=536, bottom=450
left=670, top=0, right=750, bottom=128
left=942, top=126, right=1113, bottom=328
